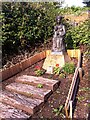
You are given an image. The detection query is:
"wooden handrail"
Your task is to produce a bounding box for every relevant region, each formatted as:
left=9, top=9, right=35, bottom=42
left=65, top=51, right=82, bottom=118
left=65, top=67, right=79, bottom=117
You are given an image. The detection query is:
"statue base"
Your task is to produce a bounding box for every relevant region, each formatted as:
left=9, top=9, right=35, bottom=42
left=51, top=51, right=63, bottom=55
left=42, top=51, right=71, bottom=73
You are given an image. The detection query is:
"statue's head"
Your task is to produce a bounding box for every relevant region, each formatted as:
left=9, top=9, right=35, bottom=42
left=56, top=16, right=63, bottom=24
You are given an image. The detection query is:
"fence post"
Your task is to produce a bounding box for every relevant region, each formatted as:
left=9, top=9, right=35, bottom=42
left=78, top=68, right=82, bottom=80
left=69, top=100, right=73, bottom=119
left=65, top=107, right=69, bottom=118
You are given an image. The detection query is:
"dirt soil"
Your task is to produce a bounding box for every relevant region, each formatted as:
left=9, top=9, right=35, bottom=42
left=1, top=38, right=89, bottom=119
left=1, top=58, right=76, bottom=119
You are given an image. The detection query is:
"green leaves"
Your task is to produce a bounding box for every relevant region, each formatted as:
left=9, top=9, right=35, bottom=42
left=2, top=3, right=89, bottom=59
left=2, top=2, right=58, bottom=56
left=37, top=84, right=43, bottom=88
left=65, top=20, right=90, bottom=49
left=62, top=62, right=75, bottom=74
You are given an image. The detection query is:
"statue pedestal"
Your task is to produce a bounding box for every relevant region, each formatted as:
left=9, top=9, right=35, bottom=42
left=42, top=52, right=71, bottom=73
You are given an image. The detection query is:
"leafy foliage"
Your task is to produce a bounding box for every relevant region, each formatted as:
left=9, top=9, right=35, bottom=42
left=62, top=62, right=75, bottom=74
left=65, top=20, right=90, bottom=49
left=59, top=6, right=88, bottom=15
left=1, top=2, right=59, bottom=56
left=1, top=3, right=89, bottom=62
left=53, top=105, right=64, bottom=116
left=59, top=72, right=66, bottom=78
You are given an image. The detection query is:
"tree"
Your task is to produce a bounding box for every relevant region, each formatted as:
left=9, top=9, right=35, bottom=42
left=83, top=0, right=90, bottom=7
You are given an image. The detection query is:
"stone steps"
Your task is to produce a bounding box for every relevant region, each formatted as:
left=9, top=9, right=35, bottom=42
left=6, top=82, right=52, bottom=101
left=15, top=75, right=60, bottom=91
left=0, top=102, right=30, bottom=119
left=0, top=91, right=43, bottom=115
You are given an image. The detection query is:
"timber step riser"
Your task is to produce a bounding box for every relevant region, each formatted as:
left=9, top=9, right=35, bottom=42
left=0, top=102, right=30, bottom=119
left=6, top=83, right=52, bottom=101
left=0, top=91, right=44, bottom=115
left=6, top=87, right=52, bottom=101
left=15, top=75, right=60, bottom=91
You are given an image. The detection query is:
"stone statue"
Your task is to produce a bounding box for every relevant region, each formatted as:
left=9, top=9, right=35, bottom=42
left=52, top=16, right=66, bottom=53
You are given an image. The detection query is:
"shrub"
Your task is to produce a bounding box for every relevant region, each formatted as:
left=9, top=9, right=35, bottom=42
left=65, top=20, right=90, bottom=49
left=1, top=2, right=59, bottom=56
left=62, top=62, right=75, bottom=74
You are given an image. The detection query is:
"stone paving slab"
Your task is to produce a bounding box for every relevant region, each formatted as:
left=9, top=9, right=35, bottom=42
left=0, top=91, right=43, bottom=114
left=0, top=102, right=30, bottom=119
left=15, top=75, right=60, bottom=91
left=6, top=83, right=52, bottom=101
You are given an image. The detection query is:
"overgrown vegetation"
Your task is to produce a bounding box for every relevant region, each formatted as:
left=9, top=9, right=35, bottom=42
left=53, top=62, right=75, bottom=77
left=65, top=20, right=90, bottom=49
left=1, top=3, right=90, bottom=67
left=1, top=2, right=59, bottom=56
left=59, top=6, right=88, bottom=15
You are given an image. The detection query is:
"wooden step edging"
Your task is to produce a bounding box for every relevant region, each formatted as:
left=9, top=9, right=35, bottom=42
left=6, top=83, right=52, bottom=101
left=64, top=51, right=82, bottom=118
left=15, top=75, right=60, bottom=91
left=1, top=49, right=81, bottom=81
left=0, top=102, right=30, bottom=119
left=1, top=51, right=46, bottom=81
left=0, top=91, right=43, bottom=115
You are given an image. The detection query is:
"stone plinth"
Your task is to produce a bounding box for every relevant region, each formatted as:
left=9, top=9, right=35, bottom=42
left=43, top=52, right=71, bottom=71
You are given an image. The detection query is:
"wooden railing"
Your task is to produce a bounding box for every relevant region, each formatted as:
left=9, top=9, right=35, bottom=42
left=64, top=51, right=82, bottom=118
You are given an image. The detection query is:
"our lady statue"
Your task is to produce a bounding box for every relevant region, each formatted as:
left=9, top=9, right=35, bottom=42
left=52, top=16, right=66, bottom=53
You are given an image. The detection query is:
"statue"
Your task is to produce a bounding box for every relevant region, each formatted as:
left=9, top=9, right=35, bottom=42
left=43, top=16, right=71, bottom=71
left=52, top=16, right=66, bottom=53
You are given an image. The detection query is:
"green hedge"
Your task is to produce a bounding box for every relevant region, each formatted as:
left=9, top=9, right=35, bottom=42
left=1, top=2, right=59, bottom=55
left=65, top=20, right=90, bottom=49
left=1, top=3, right=89, bottom=57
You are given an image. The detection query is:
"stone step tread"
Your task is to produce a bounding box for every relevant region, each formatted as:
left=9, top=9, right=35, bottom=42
left=6, top=83, right=52, bottom=101
left=0, top=102, right=30, bottom=119
left=15, top=75, right=60, bottom=91
left=0, top=91, right=43, bottom=114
